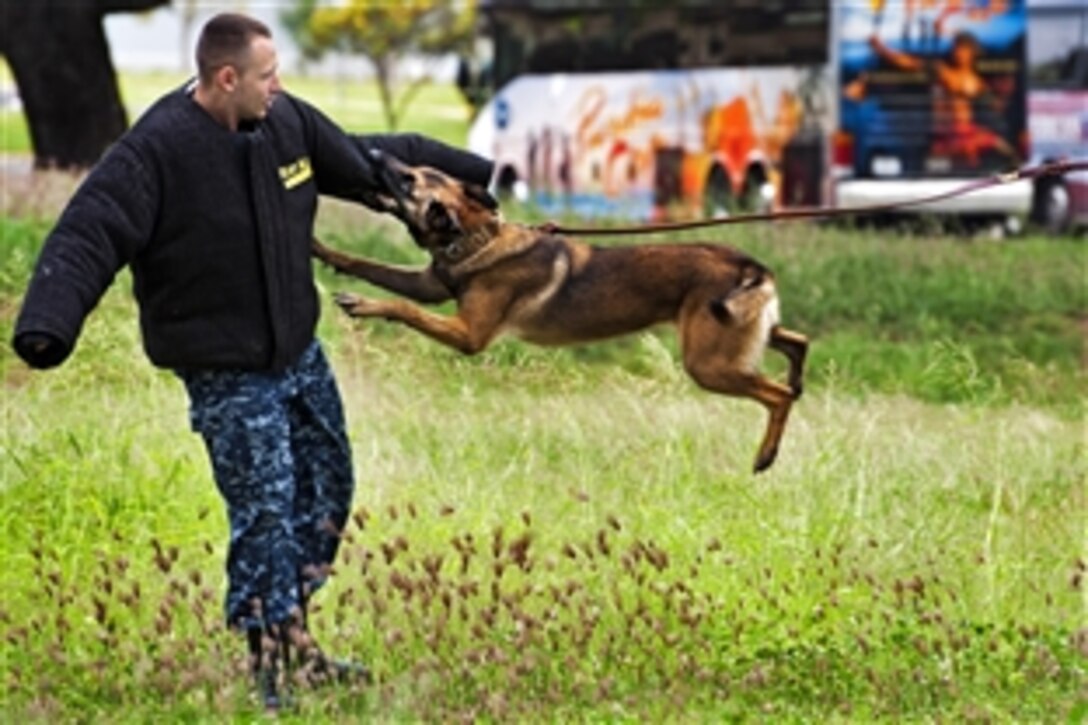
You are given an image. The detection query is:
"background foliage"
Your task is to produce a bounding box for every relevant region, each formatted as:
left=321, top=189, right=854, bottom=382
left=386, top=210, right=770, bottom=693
left=301, top=0, right=477, bottom=130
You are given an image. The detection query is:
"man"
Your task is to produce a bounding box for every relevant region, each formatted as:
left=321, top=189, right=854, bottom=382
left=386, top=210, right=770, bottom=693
left=11, top=13, right=492, bottom=711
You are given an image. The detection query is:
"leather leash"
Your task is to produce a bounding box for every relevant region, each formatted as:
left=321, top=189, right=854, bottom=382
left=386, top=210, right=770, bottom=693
left=533, top=159, right=1086, bottom=237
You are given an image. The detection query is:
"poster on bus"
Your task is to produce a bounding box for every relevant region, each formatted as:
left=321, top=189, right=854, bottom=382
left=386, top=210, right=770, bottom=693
left=838, top=0, right=1027, bottom=178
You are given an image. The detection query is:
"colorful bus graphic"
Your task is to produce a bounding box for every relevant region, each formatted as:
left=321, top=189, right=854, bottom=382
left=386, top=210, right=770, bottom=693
left=469, top=66, right=831, bottom=220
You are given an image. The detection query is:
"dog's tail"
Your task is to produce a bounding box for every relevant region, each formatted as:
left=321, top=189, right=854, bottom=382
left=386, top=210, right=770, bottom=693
left=708, top=263, right=778, bottom=327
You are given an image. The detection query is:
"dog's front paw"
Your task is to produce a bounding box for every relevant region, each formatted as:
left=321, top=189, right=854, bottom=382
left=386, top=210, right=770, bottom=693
left=334, top=291, right=380, bottom=318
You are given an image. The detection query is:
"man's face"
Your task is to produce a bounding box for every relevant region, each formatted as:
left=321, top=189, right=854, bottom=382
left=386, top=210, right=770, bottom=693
left=952, top=39, right=977, bottom=68
left=234, top=36, right=282, bottom=121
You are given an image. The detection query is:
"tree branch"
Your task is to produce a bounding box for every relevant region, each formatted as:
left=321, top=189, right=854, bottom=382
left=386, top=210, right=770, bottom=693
left=393, top=76, right=434, bottom=126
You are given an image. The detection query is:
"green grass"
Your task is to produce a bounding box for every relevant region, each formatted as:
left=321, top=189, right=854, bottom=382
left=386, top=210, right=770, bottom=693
left=2, top=213, right=1085, bottom=721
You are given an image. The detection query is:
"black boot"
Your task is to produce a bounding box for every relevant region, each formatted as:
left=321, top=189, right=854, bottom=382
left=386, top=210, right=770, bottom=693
left=305, top=652, right=373, bottom=687
left=247, top=626, right=283, bottom=712
left=287, top=596, right=372, bottom=689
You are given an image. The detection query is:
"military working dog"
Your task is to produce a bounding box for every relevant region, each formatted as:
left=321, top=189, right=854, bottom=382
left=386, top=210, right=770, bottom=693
left=313, top=156, right=808, bottom=472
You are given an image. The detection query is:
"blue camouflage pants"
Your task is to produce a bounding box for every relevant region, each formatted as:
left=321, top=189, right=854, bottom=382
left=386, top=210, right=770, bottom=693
left=178, top=340, right=354, bottom=630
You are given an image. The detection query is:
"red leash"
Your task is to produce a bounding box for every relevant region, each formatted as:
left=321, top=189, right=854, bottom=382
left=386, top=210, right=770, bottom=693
left=534, top=159, right=1086, bottom=237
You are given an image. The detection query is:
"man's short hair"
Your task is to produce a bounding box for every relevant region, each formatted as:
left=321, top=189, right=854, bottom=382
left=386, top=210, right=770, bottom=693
left=951, top=30, right=980, bottom=55
left=196, top=13, right=272, bottom=84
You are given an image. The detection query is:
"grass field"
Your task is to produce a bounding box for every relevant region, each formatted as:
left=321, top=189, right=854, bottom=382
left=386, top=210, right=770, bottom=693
left=2, top=212, right=1085, bottom=721
left=1, top=69, right=1086, bottom=721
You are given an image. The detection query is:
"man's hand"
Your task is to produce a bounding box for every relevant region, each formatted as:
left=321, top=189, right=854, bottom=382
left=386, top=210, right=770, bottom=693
left=357, top=147, right=415, bottom=216
left=367, top=148, right=410, bottom=198
left=355, top=148, right=399, bottom=212
left=13, top=331, right=69, bottom=369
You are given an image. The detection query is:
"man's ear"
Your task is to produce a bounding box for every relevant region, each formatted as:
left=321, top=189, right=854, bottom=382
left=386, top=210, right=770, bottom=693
left=463, top=182, right=499, bottom=211
left=217, top=65, right=239, bottom=93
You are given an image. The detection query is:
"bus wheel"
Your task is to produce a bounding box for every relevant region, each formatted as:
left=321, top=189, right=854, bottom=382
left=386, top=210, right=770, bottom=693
left=496, top=166, right=528, bottom=202
left=1032, top=178, right=1070, bottom=235
left=703, top=165, right=732, bottom=218
left=742, top=166, right=772, bottom=212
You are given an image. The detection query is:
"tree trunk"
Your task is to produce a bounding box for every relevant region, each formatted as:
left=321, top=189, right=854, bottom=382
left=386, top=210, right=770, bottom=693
left=178, top=0, right=198, bottom=73
left=0, top=0, right=170, bottom=170
left=372, top=56, right=399, bottom=131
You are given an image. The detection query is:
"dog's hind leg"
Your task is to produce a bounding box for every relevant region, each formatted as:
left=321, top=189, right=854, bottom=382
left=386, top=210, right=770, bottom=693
left=769, top=326, right=808, bottom=399
left=745, top=376, right=797, bottom=473
left=690, top=367, right=796, bottom=474
left=679, top=301, right=797, bottom=473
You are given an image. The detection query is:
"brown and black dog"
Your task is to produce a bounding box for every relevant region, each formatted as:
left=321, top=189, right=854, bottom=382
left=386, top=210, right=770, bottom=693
left=313, top=156, right=808, bottom=473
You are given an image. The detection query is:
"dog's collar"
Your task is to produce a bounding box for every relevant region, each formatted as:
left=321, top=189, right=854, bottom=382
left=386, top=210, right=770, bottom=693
left=436, top=224, right=537, bottom=278
left=439, top=227, right=493, bottom=265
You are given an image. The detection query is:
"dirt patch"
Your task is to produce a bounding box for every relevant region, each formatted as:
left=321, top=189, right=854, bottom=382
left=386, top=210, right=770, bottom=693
left=1, top=155, right=86, bottom=219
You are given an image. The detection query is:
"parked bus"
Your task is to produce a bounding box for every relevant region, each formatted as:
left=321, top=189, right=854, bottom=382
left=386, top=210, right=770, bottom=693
left=1026, top=0, right=1087, bottom=232
left=465, top=1, right=1070, bottom=229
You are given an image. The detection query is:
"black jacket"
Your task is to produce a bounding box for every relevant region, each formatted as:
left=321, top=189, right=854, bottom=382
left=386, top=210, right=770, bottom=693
left=12, top=85, right=493, bottom=372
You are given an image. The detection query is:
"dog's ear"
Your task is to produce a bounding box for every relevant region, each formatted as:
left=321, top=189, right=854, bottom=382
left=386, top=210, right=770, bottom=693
left=462, top=182, right=499, bottom=211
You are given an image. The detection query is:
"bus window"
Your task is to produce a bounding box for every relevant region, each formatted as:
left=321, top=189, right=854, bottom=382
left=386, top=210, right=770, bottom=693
left=1028, top=6, right=1087, bottom=88
left=481, top=1, right=830, bottom=88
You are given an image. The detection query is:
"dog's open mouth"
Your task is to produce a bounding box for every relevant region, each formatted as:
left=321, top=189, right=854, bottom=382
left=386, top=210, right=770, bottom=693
left=375, top=167, right=414, bottom=216
left=374, top=163, right=458, bottom=242
left=358, top=149, right=417, bottom=219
